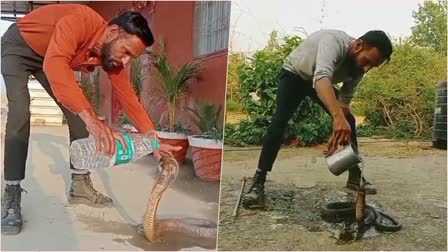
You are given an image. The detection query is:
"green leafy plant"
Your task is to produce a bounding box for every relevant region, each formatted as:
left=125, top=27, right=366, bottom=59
left=411, top=0, right=447, bottom=54
left=350, top=0, right=448, bottom=139
left=355, top=41, right=446, bottom=139
left=148, top=40, right=201, bottom=133
left=131, top=57, right=147, bottom=100
left=79, top=73, right=100, bottom=115
left=225, top=31, right=332, bottom=146
left=155, top=121, right=192, bottom=134
left=187, top=101, right=223, bottom=141
left=227, top=53, right=246, bottom=102
left=224, top=120, right=267, bottom=146
left=225, top=98, right=244, bottom=112
left=117, top=58, right=146, bottom=127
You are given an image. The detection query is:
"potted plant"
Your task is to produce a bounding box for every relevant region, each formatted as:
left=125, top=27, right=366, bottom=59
left=80, top=69, right=101, bottom=118
left=148, top=40, right=201, bottom=164
left=186, top=101, right=223, bottom=182
left=117, top=57, right=147, bottom=133
left=131, top=56, right=146, bottom=102
left=80, top=78, right=97, bottom=114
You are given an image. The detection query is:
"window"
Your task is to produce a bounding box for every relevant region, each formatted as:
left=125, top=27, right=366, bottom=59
left=194, top=1, right=231, bottom=57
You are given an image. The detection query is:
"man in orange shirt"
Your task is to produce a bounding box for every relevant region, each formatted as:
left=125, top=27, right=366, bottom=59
left=1, top=4, right=177, bottom=235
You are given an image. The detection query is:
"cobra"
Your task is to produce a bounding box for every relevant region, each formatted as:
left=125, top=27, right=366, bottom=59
left=140, top=150, right=218, bottom=242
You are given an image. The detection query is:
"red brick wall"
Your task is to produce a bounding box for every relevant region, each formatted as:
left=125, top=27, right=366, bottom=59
left=88, top=1, right=227, bottom=133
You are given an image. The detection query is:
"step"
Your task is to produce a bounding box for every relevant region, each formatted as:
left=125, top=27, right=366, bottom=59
left=30, top=106, right=63, bottom=116
left=30, top=114, right=63, bottom=126
left=30, top=97, right=59, bottom=107
left=29, top=89, right=52, bottom=99
left=27, top=80, right=44, bottom=90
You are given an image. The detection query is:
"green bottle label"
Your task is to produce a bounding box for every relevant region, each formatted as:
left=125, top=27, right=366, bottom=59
left=115, top=133, right=135, bottom=165
left=151, top=139, right=160, bottom=150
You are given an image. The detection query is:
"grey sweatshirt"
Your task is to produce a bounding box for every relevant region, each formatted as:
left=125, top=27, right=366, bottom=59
left=283, top=29, right=364, bottom=107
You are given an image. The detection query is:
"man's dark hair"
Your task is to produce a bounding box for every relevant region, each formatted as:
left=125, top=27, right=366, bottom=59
left=109, top=11, right=154, bottom=47
left=359, top=30, right=393, bottom=63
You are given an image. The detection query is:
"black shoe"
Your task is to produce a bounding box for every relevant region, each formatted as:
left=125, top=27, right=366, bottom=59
left=1, top=184, right=26, bottom=235
left=242, top=171, right=266, bottom=209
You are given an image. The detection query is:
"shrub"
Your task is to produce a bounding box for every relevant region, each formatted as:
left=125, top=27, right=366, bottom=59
left=355, top=41, right=447, bottom=139
left=225, top=31, right=332, bottom=146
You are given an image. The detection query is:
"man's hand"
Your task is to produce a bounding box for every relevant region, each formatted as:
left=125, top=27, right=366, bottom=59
left=324, top=103, right=352, bottom=156
left=146, top=130, right=182, bottom=161
left=324, top=113, right=351, bottom=157
left=78, top=109, right=127, bottom=156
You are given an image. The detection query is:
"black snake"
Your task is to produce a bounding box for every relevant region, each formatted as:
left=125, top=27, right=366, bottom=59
left=321, top=196, right=402, bottom=233
left=322, top=163, right=402, bottom=235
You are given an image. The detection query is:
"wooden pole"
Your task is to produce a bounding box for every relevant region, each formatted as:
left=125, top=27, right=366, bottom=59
left=232, top=177, right=246, bottom=217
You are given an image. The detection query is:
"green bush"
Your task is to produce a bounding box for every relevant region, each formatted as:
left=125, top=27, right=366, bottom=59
left=226, top=17, right=447, bottom=145
left=224, top=120, right=267, bottom=146
left=355, top=41, right=447, bottom=139
left=225, top=31, right=332, bottom=146
left=239, top=32, right=302, bottom=119
left=226, top=98, right=243, bottom=112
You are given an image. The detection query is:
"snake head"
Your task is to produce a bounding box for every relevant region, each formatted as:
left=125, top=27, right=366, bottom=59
left=159, top=150, right=175, bottom=160
left=157, top=150, right=179, bottom=183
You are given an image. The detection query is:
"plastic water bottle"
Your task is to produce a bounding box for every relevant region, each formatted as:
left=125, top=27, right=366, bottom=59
left=70, top=133, right=160, bottom=170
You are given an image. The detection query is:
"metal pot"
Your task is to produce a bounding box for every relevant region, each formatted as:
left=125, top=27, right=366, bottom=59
left=326, top=142, right=362, bottom=176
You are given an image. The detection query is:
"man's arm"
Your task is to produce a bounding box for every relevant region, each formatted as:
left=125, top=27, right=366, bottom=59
left=315, top=78, right=345, bottom=118
left=108, top=68, right=155, bottom=133
left=312, top=36, right=346, bottom=118
left=108, top=69, right=183, bottom=155
left=43, top=14, right=92, bottom=114
left=312, top=36, right=351, bottom=155
left=44, top=15, right=125, bottom=155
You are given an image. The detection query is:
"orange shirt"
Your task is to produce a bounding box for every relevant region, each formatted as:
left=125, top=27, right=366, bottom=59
left=16, top=4, right=155, bottom=133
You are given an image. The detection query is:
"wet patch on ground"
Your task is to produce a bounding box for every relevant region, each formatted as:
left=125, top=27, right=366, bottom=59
left=218, top=142, right=446, bottom=251
left=221, top=181, right=387, bottom=243
left=218, top=173, right=446, bottom=251
left=77, top=214, right=215, bottom=251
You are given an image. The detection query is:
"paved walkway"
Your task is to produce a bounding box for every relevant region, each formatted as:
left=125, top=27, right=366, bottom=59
left=1, top=126, right=219, bottom=251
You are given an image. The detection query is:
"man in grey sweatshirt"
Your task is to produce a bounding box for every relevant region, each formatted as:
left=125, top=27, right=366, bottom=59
left=243, top=30, right=393, bottom=209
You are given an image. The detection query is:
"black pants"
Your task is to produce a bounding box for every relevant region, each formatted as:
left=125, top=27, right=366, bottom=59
left=257, top=69, right=360, bottom=179
left=1, top=23, right=89, bottom=181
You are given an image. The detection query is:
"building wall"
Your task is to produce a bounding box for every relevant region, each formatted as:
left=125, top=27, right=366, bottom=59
left=88, top=1, right=228, bottom=133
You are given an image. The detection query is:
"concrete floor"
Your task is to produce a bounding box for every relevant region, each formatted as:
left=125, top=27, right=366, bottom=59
left=1, top=126, right=220, bottom=251
left=218, top=140, right=447, bottom=251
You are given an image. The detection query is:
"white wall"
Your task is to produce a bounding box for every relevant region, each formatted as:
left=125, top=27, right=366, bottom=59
left=1, top=20, right=14, bottom=109
left=1, top=75, right=6, bottom=108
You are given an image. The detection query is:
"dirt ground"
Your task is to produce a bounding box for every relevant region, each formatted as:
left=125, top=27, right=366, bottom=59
left=225, top=111, right=365, bottom=126
left=1, top=126, right=219, bottom=251
left=218, top=139, right=447, bottom=251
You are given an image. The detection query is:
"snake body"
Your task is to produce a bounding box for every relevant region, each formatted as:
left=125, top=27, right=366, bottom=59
left=142, top=151, right=217, bottom=242
left=320, top=201, right=402, bottom=232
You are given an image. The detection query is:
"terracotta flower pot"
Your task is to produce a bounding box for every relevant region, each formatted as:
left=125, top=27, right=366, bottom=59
left=188, top=135, right=223, bottom=182
left=157, top=131, right=189, bottom=165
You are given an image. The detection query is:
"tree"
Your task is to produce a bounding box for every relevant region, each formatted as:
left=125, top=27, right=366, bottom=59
left=411, top=0, right=447, bottom=54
